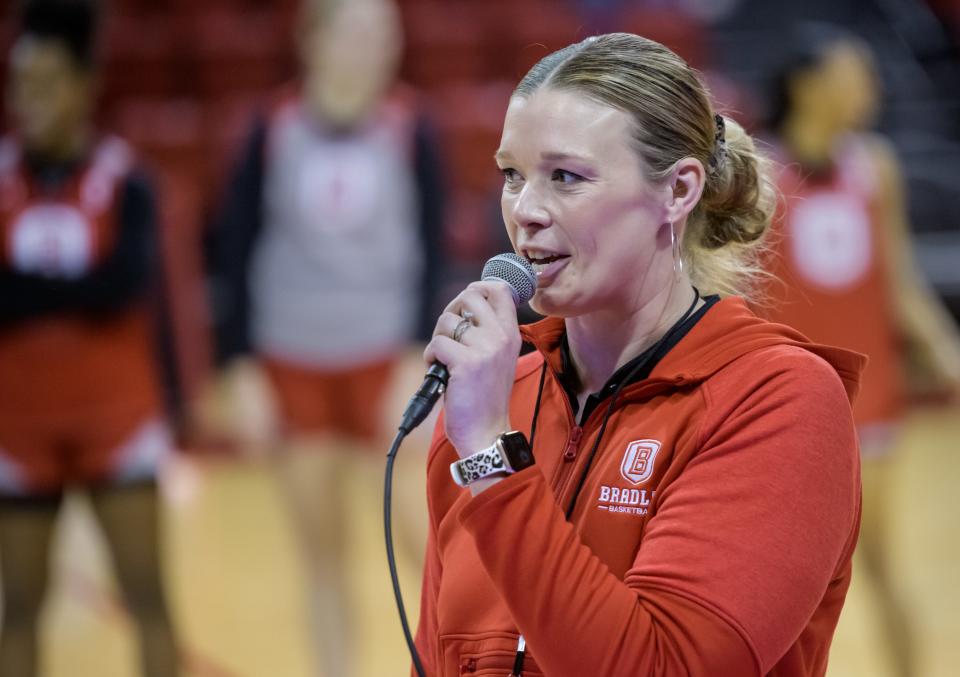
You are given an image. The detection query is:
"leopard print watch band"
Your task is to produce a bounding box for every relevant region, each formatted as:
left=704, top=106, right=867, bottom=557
left=450, top=442, right=507, bottom=487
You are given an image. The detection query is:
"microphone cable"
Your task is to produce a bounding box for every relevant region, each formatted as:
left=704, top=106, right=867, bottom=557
left=384, top=428, right=427, bottom=677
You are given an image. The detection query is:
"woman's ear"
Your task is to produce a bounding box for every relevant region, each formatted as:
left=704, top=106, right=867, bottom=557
left=664, top=157, right=706, bottom=227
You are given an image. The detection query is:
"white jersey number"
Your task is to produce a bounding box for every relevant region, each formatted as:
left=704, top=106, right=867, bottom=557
left=9, top=205, right=94, bottom=279
left=789, top=192, right=873, bottom=290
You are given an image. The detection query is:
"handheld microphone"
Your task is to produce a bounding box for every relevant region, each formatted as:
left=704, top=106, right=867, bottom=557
left=398, top=252, right=537, bottom=434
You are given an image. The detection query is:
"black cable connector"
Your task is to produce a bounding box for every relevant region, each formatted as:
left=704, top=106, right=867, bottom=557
left=398, top=362, right=448, bottom=435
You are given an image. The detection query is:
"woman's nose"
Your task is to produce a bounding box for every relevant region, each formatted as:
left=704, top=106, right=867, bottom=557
left=509, top=182, right=551, bottom=230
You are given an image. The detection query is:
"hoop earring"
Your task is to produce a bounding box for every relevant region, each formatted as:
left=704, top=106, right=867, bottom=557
left=671, top=222, right=683, bottom=280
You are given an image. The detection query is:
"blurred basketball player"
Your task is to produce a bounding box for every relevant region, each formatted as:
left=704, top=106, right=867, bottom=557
left=206, top=1, right=444, bottom=674
left=761, top=24, right=960, bottom=677
left=0, top=1, right=181, bottom=675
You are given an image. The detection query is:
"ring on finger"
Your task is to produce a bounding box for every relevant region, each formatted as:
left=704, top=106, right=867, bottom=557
left=453, top=318, right=472, bottom=342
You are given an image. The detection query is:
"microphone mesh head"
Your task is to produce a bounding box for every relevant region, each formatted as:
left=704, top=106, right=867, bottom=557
left=481, top=253, right=537, bottom=307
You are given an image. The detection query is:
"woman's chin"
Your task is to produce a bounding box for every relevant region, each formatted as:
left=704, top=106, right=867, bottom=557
left=528, top=295, right=555, bottom=318
left=529, top=290, right=577, bottom=319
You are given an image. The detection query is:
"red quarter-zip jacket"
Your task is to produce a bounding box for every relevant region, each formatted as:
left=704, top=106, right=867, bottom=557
left=414, top=297, right=864, bottom=676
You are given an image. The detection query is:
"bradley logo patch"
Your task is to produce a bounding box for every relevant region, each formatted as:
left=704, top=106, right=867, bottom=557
left=620, top=439, right=661, bottom=485
left=597, top=439, right=662, bottom=516
left=597, top=485, right=655, bottom=515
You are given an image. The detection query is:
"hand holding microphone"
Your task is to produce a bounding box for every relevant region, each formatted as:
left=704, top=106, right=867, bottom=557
left=398, top=253, right=536, bottom=443
left=388, top=253, right=535, bottom=677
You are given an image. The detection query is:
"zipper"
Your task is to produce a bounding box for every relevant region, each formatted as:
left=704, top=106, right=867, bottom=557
left=562, top=426, right=583, bottom=461
left=457, top=647, right=534, bottom=674
left=551, top=423, right=587, bottom=502
left=542, top=366, right=583, bottom=491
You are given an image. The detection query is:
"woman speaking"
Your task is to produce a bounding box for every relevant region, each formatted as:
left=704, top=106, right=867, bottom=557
left=415, top=33, right=864, bottom=676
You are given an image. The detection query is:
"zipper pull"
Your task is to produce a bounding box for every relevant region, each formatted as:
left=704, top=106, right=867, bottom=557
left=563, top=426, right=583, bottom=461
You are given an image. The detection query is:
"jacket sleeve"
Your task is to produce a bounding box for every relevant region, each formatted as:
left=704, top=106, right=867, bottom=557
left=206, top=118, right=267, bottom=365
left=0, top=170, right=157, bottom=324
left=413, top=508, right=443, bottom=677
left=413, top=411, right=458, bottom=676
left=455, top=349, right=860, bottom=676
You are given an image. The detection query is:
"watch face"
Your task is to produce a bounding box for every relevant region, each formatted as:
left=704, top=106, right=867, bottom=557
left=500, top=431, right=534, bottom=472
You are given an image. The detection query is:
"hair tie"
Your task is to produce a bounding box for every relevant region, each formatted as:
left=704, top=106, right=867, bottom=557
left=709, top=113, right=727, bottom=173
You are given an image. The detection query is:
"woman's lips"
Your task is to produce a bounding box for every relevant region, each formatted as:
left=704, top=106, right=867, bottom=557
left=528, top=255, right=570, bottom=283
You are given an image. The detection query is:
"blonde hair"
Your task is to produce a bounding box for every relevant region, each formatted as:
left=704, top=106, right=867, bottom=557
left=514, top=33, right=776, bottom=299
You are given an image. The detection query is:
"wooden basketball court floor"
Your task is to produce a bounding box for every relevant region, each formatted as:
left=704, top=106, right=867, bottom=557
left=20, top=360, right=960, bottom=677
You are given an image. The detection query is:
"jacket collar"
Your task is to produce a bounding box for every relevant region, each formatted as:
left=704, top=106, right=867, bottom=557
left=520, top=296, right=865, bottom=405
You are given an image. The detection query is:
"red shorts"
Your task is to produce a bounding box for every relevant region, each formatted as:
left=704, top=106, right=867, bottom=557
left=0, top=407, right=171, bottom=497
left=262, top=356, right=397, bottom=443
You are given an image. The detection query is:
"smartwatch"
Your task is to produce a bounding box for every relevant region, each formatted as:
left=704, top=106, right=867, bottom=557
left=450, top=431, right=535, bottom=487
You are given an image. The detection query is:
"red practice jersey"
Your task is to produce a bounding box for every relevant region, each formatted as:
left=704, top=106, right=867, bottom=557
left=761, top=137, right=904, bottom=427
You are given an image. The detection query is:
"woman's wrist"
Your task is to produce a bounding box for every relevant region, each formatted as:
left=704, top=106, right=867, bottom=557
left=468, top=475, right=506, bottom=497
left=452, top=423, right=511, bottom=460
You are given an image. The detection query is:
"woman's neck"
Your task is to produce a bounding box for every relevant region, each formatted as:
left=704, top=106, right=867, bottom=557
left=781, top=112, right=840, bottom=168
left=564, top=281, right=698, bottom=396
left=27, top=125, right=91, bottom=168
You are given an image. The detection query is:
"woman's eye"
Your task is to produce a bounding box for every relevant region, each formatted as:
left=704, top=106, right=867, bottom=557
left=500, top=167, right=520, bottom=182
left=552, top=169, right=584, bottom=184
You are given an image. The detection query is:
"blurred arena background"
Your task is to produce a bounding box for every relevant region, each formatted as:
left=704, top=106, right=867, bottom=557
left=0, top=0, right=958, bottom=675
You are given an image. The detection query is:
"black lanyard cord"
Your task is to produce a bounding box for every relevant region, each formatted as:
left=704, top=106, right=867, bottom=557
left=528, top=359, right=548, bottom=451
